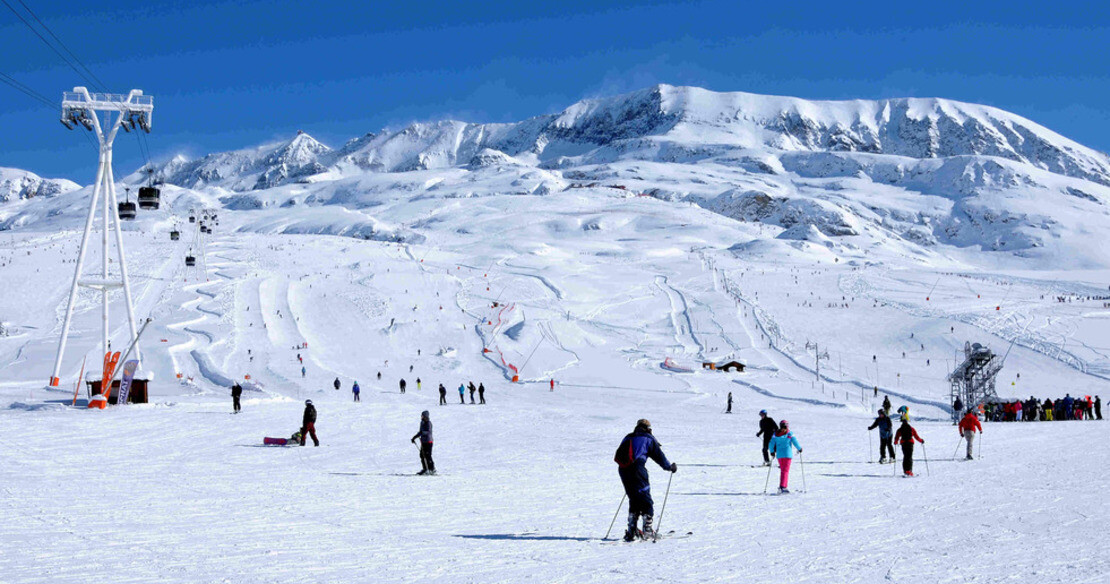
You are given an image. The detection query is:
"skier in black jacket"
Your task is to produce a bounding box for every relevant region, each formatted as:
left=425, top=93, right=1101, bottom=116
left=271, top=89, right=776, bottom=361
left=614, top=419, right=676, bottom=541
left=868, top=409, right=895, bottom=463
left=478, top=382, right=486, bottom=404
left=333, top=377, right=341, bottom=391
left=757, top=410, right=778, bottom=466
left=231, top=382, right=243, bottom=413
left=438, top=383, right=447, bottom=405
left=400, top=378, right=407, bottom=394
left=410, top=411, right=435, bottom=475
left=468, top=382, right=476, bottom=404
left=300, top=400, right=319, bottom=446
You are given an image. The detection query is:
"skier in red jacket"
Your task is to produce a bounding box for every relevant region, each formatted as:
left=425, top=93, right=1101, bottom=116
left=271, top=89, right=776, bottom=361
left=957, top=410, right=983, bottom=460
left=893, top=420, right=924, bottom=476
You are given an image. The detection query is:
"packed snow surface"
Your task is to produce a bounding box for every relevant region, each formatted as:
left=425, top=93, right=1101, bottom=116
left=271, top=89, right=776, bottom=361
left=2, top=85, right=1109, bottom=583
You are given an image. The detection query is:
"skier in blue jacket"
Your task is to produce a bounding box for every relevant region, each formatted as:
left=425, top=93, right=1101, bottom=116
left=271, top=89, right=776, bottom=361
left=614, top=419, right=677, bottom=541
left=768, top=420, right=802, bottom=494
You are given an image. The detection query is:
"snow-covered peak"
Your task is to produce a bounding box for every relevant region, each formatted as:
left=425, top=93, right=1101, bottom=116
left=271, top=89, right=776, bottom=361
left=0, top=167, right=80, bottom=203
left=155, top=132, right=332, bottom=192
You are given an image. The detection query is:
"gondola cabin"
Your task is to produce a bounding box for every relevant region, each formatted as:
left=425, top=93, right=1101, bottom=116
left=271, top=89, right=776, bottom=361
left=169, top=229, right=180, bottom=241
left=185, top=255, right=196, bottom=267
left=118, top=201, right=137, bottom=220
left=138, top=186, right=160, bottom=210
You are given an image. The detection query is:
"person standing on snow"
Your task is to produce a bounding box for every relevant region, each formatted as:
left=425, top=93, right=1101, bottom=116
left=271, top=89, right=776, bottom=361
left=410, top=410, right=435, bottom=475
left=478, top=382, right=486, bottom=404
left=882, top=396, right=892, bottom=416
left=333, top=377, right=341, bottom=391
left=893, top=419, right=924, bottom=476
left=416, top=377, right=422, bottom=391
left=726, top=392, right=733, bottom=414
left=756, top=410, right=778, bottom=466
left=614, top=419, right=676, bottom=541
left=458, top=383, right=466, bottom=404
left=868, top=409, right=895, bottom=463
left=468, top=382, right=476, bottom=404
left=439, top=383, right=447, bottom=405
left=400, top=378, right=407, bottom=394
left=768, top=420, right=802, bottom=494
left=301, top=366, right=306, bottom=378
left=1096, top=396, right=1102, bottom=420
left=897, top=405, right=909, bottom=422
left=958, top=409, right=982, bottom=460
left=231, top=382, right=243, bottom=413
left=300, top=400, right=319, bottom=446
left=352, top=381, right=361, bottom=402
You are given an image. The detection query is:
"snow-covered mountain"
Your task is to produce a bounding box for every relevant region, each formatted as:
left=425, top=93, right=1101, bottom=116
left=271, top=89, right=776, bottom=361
left=0, top=167, right=80, bottom=202
left=7, top=84, right=1110, bottom=267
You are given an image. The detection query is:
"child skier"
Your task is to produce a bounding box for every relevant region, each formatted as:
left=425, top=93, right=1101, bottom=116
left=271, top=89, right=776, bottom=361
left=614, top=419, right=676, bottom=541
left=768, top=420, right=802, bottom=493
left=893, top=419, right=924, bottom=476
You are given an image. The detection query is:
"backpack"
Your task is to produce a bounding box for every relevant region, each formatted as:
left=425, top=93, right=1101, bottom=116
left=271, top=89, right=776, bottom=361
left=614, top=435, right=636, bottom=468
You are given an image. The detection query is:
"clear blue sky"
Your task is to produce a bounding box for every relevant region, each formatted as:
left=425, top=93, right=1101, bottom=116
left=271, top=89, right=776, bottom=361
left=1, top=0, right=1108, bottom=182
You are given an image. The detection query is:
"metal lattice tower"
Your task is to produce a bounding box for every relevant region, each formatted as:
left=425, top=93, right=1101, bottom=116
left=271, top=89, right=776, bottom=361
left=948, top=341, right=1002, bottom=421
left=49, top=87, right=153, bottom=386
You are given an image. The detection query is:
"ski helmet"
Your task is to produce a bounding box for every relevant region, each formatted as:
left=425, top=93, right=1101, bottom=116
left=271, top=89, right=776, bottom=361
left=759, top=409, right=767, bottom=416
left=780, top=419, right=789, bottom=428
left=305, top=400, right=313, bottom=405
left=421, top=410, right=429, bottom=418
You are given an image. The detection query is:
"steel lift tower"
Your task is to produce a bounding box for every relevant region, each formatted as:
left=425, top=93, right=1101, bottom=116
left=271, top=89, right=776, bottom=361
left=49, top=87, right=153, bottom=386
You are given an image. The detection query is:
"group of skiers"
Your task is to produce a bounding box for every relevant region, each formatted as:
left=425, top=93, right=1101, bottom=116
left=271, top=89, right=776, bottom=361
left=868, top=397, right=933, bottom=475
left=437, top=381, right=486, bottom=405
left=756, top=410, right=803, bottom=492
left=969, top=394, right=1102, bottom=422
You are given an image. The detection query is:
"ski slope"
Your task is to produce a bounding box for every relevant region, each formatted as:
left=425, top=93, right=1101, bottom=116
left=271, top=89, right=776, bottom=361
left=2, top=189, right=1109, bottom=583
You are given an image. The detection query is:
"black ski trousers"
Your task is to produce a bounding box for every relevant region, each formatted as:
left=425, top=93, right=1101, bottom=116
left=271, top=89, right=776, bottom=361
left=762, top=436, right=772, bottom=463
left=880, top=436, right=895, bottom=461
left=901, top=442, right=915, bottom=474
left=232, top=396, right=241, bottom=413
left=420, top=443, right=435, bottom=472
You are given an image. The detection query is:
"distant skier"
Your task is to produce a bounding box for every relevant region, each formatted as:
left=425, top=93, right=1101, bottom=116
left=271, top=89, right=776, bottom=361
left=439, top=383, right=447, bottom=405
left=613, top=419, right=676, bottom=541
left=893, top=419, right=924, bottom=476
left=410, top=410, right=435, bottom=475
left=726, top=392, right=733, bottom=414
left=882, top=396, right=892, bottom=416
left=958, top=410, right=982, bottom=460
left=756, top=410, right=778, bottom=466
left=897, top=405, right=909, bottom=422
left=400, top=378, right=407, bottom=394
left=458, top=383, right=465, bottom=404
left=300, top=400, right=319, bottom=447
left=377, top=371, right=382, bottom=381
left=768, top=420, right=802, bottom=494
left=231, top=382, right=243, bottom=413
left=468, top=382, right=476, bottom=404
left=1096, top=396, right=1102, bottom=420
left=352, top=381, right=360, bottom=403
left=478, top=382, right=486, bottom=404
left=550, top=379, right=555, bottom=392
left=867, top=409, right=895, bottom=463
left=301, top=366, right=306, bottom=378
left=333, top=377, right=341, bottom=391
left=416, top=377, right=422, bottom=390
left=297, top=353, right=302, bottom=364
left=952, top=397, right=964, bottom=422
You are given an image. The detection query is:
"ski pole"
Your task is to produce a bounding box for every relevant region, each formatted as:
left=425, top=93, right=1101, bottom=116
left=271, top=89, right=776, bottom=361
left=763, top=460, right=774, bottom=494
left=799, top=453, right=807, bottom=493
left=922, top=443, right=930, bottom=477
left=868, top=430, right=873, bottom=463
left=979, top=431, right=983, bottom=460
left=653, top=471, right=674, bottom=543
left=603, top=494, right=626, bottom=540
left=951, top=436, right=963, bottom=461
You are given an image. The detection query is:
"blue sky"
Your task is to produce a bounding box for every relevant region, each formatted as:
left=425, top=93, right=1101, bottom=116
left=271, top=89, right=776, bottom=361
left=1, top=0, right=1108, bottom=181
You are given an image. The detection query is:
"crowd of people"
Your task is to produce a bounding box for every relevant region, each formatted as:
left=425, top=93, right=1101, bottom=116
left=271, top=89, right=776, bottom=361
left=956, top=394, right=1103, bottom=422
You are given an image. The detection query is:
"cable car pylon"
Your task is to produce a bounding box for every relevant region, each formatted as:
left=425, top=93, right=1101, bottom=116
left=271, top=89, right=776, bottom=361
left=49, top=87, right=153, bottom=387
